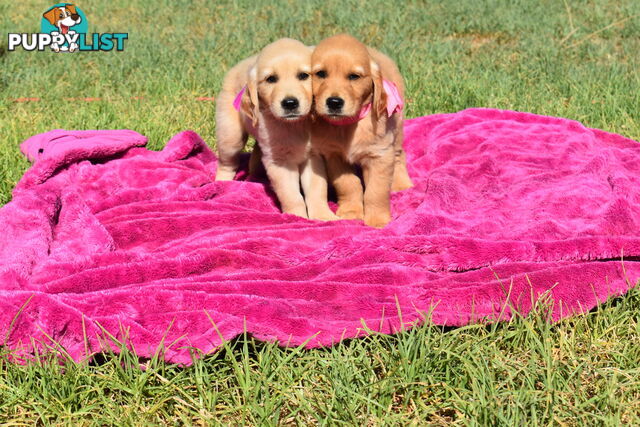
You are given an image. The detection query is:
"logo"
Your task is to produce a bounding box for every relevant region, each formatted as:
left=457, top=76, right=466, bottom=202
left=7, top=3, right=128, bottom=53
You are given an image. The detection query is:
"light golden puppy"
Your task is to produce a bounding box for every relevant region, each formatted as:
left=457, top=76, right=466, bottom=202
left=215, top=38, right=336, bottom=221
left=309, top=34, right=413, bottom=228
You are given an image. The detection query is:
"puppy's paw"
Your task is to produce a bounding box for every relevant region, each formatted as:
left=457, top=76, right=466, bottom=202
left=284, top=205, right=309, bottom=219
left=364, top=211, right=391, bottom=228
left=391, top=175, right=413, bottom=192
left=215, top=168, right=237, bottom=181
left=337, top=203, right=364, bottom=220
left=309, top=208, right=339, bottom=221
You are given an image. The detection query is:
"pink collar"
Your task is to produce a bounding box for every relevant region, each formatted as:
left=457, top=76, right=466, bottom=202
left=383, top=79, right=403, bottom=117
left=232, top=79, right=404, bottom=122
left=324, top=103, right=372, bottom=126
left=320, top=79, right=403, bottom=126
left=232, top=85, right=246, bottom=111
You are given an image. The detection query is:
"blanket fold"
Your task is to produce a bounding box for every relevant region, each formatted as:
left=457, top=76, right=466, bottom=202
left=1, top=108, right=639, bottom=365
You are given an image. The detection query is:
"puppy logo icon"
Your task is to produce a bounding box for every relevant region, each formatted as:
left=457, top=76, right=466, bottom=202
left=41, top=3, right=87, bottom=52
left=7, top=3, right=127, bottom=53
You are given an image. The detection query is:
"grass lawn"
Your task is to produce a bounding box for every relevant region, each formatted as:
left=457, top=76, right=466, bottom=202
left=1, top=0, right=640, bottom=424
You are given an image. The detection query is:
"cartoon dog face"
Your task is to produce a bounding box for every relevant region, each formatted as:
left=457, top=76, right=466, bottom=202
left=43, top=4, right=82, bottom=35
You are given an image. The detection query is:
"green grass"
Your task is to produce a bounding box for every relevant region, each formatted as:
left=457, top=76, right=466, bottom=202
left=1, top=293, right=640, bottom=424
left=1, top=0, right=640, bottom=423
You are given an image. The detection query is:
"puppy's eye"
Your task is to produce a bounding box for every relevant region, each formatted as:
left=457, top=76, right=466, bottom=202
left=315, top=70, right=327, bottom=78
left=266, top=75, right=278, bottom=83
left=348, top=74, right=361, bottom=81
left=297, top=72, right=309, bottom=81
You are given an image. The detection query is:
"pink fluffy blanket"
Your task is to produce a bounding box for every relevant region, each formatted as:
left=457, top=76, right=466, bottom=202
left=1, top=108, right=639, bottom=364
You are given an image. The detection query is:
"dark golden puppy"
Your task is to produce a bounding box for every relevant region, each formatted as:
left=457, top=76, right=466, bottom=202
left=308, top=34, right=412, bottom=228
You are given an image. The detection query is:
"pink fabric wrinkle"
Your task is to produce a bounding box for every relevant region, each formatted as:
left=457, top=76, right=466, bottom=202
left=2, top=108, right=640, bottom=365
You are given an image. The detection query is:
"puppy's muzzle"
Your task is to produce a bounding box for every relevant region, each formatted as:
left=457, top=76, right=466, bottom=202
left=326, top=96, right=344, bottom=113
left=281, top=97, right=300, bottom=111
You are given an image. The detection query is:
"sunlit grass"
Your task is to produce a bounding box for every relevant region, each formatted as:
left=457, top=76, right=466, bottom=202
left=1, top=0, right=639, bottom=423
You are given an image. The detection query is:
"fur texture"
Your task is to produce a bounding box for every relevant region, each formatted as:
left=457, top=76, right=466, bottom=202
left=215, top=38, right=336, bottom=220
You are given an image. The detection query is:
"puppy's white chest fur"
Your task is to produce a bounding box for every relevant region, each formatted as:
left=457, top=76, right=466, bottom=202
left=253, top=113, right=310, bottom=165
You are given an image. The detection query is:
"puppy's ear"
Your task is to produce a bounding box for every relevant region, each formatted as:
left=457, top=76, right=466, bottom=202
left=66, top=4, right=78, bottom=15
left=241, top=66, right=259, bottom=126
left=370, top=60, right=388, bottom=120
left=43, top=7, right=58, bottom=25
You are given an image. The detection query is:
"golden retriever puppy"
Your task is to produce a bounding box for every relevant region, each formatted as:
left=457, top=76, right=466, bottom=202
left=308, top=34, right=413, bottom=228
left=215, top=38, right=337, bottom=221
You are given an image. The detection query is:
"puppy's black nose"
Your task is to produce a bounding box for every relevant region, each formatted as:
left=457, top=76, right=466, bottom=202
left=71, top=14, right=80, bottom=20
left=281, top=97, right=299, bottom=111
left=326, top=97, right=344, bottom=110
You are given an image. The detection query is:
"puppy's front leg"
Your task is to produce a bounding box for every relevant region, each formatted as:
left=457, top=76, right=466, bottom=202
left=325, top=154, right=364, bottom=220
left=265, top=162, right=308, bottom=218
left=362, top=150, right=395, bottom=228
left=300, top=154, right=338, bottom=221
